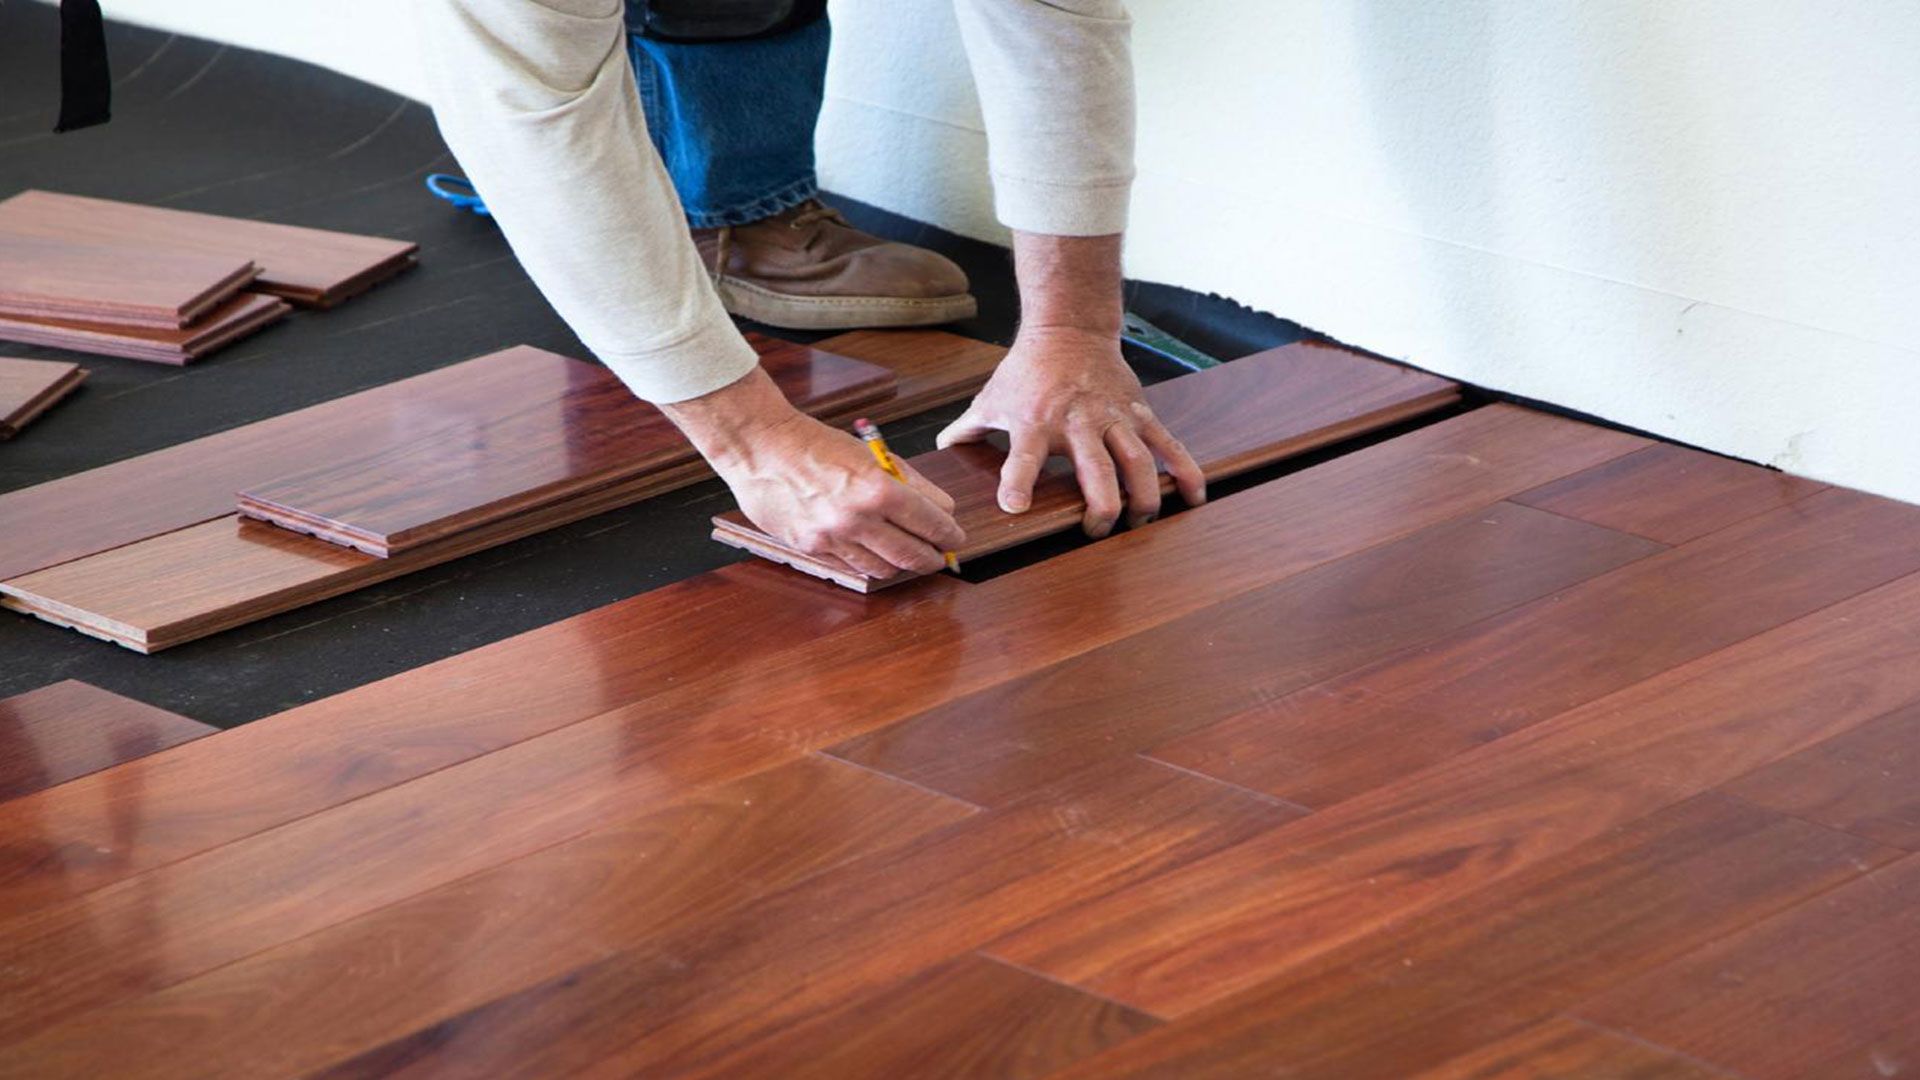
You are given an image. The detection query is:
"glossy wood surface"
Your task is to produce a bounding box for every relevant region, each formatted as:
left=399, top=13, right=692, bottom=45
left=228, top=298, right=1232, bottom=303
left=1721, top=698, right=1920, bottom=851
left=826, top=501, right=1662, bottom=807
left=715, top=340, right=1461, bottom=590
left=0, top=681, right=214, bottom=802
left=1410, top=1018, right=1731, bottom=1079
left=1514, top=441, right=1830, bottom=544
left=0, top=190, right=417, bottom=306
left=1575, top=854, right=1920, bottom=1080
left=0, top=357, right=85, bottom=439
left=239, top=338, right=894, bottom=556
left=0, top=233, right=257, bottom=328
left=0, top=291, right=289, bottom=364
left=1155, top=486, right=1920, bottom=808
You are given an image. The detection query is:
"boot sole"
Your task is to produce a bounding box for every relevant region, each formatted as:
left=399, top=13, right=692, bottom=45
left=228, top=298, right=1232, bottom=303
left=714, top=276, right=978, bottom=331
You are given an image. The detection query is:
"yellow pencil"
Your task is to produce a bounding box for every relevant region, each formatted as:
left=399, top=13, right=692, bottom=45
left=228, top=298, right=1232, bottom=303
left=854, top=417, right=960, bottom=574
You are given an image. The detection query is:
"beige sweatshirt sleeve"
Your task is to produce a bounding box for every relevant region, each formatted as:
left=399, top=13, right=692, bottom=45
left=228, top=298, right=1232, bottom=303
left=953, top=0, right=1137, bottom=236
left=416, top=0, right=758, bottom=404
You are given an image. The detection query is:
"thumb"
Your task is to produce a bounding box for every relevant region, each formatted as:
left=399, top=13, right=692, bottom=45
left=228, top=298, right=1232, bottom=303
left=935, top=404, right=994, bottom=450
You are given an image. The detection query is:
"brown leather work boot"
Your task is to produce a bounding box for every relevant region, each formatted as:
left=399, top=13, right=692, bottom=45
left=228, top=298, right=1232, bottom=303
left=692, top=200, right=977, bottom=330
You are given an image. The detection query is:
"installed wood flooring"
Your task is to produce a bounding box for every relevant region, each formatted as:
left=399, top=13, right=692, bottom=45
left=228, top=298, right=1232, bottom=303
left=2, top=399, right=1914, bottom=1078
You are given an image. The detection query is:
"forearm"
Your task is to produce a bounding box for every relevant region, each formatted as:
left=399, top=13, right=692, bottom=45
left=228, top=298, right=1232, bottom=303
left=1013, top=231, right=1124, bottom=338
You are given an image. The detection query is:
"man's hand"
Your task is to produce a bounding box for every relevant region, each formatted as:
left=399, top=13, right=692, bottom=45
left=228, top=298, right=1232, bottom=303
left=663, top=366, right=963, bottom=578
left=936, top=231, right=1204, bottom=538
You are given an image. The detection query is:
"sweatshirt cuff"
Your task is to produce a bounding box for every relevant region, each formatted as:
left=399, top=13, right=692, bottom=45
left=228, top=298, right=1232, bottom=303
left=594, top=312, right=762, bottom=405
left=991, top=172, right=1132, bottom=237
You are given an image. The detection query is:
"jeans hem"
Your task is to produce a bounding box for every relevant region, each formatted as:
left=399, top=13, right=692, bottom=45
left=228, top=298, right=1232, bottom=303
left=683, top=174, right=819, bottom=229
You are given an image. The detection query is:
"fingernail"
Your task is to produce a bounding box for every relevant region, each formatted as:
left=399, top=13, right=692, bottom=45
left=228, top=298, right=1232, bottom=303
left=1003, top=495, right=1029, bottom=513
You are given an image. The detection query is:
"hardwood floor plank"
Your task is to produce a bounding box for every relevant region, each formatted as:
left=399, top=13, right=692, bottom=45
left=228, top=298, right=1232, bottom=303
left=0, top=682, right=214, bottom=802
left=1036, top=795, right=1868, bottom=1079
left=1513, top=442, right=1827, bottom=545
left=1720, top=699, right=1920, bottom=851
left=826, top=501, right=1662, bottom=807
left=237, top=338, right=894, bottom=557
left=1154, top=487, right=1920, bottom=808
left=1575, top=855, right=1920, bottom=1080
left=714, top=340, right=1461, bottom=590
left=0, top=190, right=417, bottom=307
left=0, top=291, right=290, bottom=364
left=0, top=357, right=86, bottom=439
left=0, top=562, right=944, bottom=918
left=986, top=569, right=1920, bottom=1017
left=0, top=406, right=1642, bottom=921
left=47, top=758, right=1288, bottom=1080
left=0, top=233, right=257, bottom=328
left=0, top=755, right=977, bottom=1075
left=1410, top=1017, right=1730, bottom=1079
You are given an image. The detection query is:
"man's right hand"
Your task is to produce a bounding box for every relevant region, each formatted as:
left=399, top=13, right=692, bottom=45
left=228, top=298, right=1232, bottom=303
left=663, top=366, right=964, bottom=578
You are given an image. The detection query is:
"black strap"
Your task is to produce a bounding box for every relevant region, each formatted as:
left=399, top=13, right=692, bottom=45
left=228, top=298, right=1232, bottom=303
left=627, top=0, right=826, bottom=43
left=55, top=0, right=112, bottom=133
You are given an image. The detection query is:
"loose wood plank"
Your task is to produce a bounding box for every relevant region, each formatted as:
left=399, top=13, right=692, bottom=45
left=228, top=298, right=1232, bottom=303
left=1411, top=1017, right=1730, bottom=1079
left=826, top=501, right=1661, bottom=807
left=237, top=341, right=894, bottom=557
left=987, top=569, right=1920, bottom=1017
left=1721, top=699, right=1920, bottom=851
left=0, top=190, right=417, bottom=307
left=0, top=754, right=977, bottom=1070
left=1514, top=442, right=1828, bottom=545
left=0, top=233, right=258, bottom=328
left=0, top=291, right=290, bottom=364
left=1037, top=794, right=1884, bottom=1078
left=1575, top=855, right=1920, bottom=1080
left=0, top=405, right=1641, bottom=919
left=1155, top=488, right=1920, bottom=808
left=0, top=357, right=86, bottom=439
left=714, top=340, right=1461, bottom=590
left=0, top=333, right=891, bottom=583
left=0, top=681, right=214, bottom=802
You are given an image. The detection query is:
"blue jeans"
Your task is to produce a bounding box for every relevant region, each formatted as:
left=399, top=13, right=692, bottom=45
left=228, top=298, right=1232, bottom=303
left=628, top=18, right=830, bottom=228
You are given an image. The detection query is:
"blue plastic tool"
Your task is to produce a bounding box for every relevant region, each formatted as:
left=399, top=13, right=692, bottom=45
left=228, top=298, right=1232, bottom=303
left=425, top=173, right=490, bottom=217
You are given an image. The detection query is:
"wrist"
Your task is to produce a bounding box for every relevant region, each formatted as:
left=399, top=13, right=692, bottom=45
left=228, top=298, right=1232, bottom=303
left=659, top=366, right=804, bottom=472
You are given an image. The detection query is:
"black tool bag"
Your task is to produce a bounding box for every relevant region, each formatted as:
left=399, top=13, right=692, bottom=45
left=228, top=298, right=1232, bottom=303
left=625, top=0, right=828, bottom=42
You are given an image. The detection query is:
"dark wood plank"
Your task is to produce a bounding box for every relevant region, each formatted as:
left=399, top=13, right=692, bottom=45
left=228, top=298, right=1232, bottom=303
left=0, top=357, right=85, bottom=439
left=827, top=501, right=1661, bottom=807
left=0, top=291, right=289, bottom=364
left=1575, top=855, right=1920, bottom=1080
left=22, top=758, right=1289, bottom=1079
left=0, top=233, right=257, bottom=328
left=1412, top=1018, right=1730, bottom=1079
left=1721, top=699, right=1920, bottom=851
left=238, top=337, right=895, bottom=556
left=0, top=561, right=946, bottom=918
left=0, top=333, right=893, bottom=583
left=714, top=340, right=1461, bottom=590
left=1514, top=442, right=1828, bottom=544
left=1034, top=794, right=1880, bottom=1078
left=1154, top=488, right=1920, bottom=808
left=0, top=754, right=977, bottom=1071
left=0, top=681, right=214, bottom=802
left=0, top=406, right=1641, bottom=921
left=986, top=569, right=1920, bottom=1018
left=0, top=190, right=417, bottom=307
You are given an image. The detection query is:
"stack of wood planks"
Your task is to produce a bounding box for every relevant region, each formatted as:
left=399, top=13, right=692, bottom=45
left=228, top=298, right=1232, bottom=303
left=0, top=357, right=86, bottom=439
left=4, top=399, right=1914, bottom=1077
left=0, top=191, right=416, bottom=363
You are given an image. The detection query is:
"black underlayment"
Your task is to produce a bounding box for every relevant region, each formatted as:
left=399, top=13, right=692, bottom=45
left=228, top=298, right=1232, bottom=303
left=0, top=4, right=1315, bottom=725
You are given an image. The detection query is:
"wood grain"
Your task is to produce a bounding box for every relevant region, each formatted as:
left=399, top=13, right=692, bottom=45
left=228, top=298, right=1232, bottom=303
left=1721, top=699, right=1920, bottom=851
left=826, top=501, right=1662, bottom=807
left=237, top=338, right=895, bottom=556
left=714, top=340, right=1461, bottom=590
left=0, top=357, right=85, bottom=439
left=1575, top=855, right=1920, bottom=1080
left=0, top=754, right=977, bottom=1066
left=1154, top=487, right=1920, bottom=808
left=0, top=233, right=257, bottom=328
left=1037, top=794, right=1884, bottom=1078
left=1411, top=1018, right=1730, bottom=1079
left=0, top=681, right=213, bottom=802
left=0, top=190, right=417, bottom=307
left=987, top=568, right=1920, bottom=1017
left=0, top=291, right=289, bottom=364
left=1514, top=442, right=1828, bottom=544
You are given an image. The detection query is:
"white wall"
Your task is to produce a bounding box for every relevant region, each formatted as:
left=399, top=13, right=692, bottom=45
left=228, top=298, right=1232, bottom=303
left=93, top=0, right=1920, bottom=504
